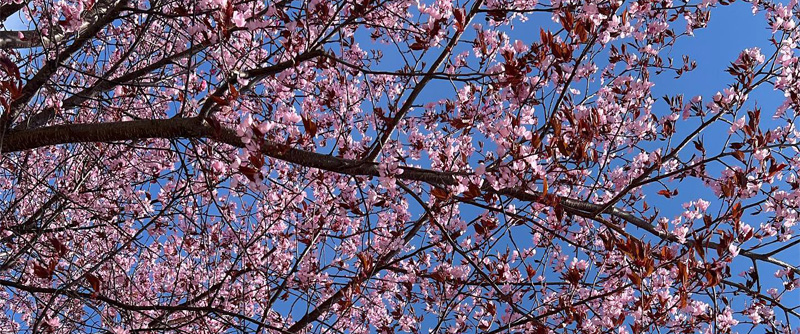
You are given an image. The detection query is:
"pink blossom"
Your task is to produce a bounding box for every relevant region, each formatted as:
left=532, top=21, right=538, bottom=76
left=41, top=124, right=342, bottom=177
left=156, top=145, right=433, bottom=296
left=46, top=317, right=61, bottom=329
left=716, top=307, right=739, bottom=330
left=754, top=149, right=770, bottom=161
left=0, top=2, right=798, bottom=333
left=730, top=116, right=746, bottom=134
left=232, top=11, right=247, bottom=27
left=673, top=225, right=689, bottom=244
left=111, top=327, right=129, bottom=334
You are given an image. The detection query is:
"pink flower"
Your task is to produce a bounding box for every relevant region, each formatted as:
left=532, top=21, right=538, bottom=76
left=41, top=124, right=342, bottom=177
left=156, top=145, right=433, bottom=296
left=673, top=225, right=689, bottom=244
left=571, top=258, right=589, bottom=271
left=56, top=1, right=84, bottom=32
left=728, top=244, right=740, bottom=258
left=398, top=315, right=416, bottom=332
left=716, top=307, right=739, bottom=330
left=111, top=327, right=129, bottom=334
left=767, top=288, right=780, bottom=299
left=730, top=116, right=746, bottom=134
left=46, top=317, right=61, bottom=329
left=684, top=300, right=709, bottom=316
left=232, top=11, right=247, bottom=27
left=754, top=149, right=770, bottom=161
left=210, top=160, right=226, bottom=173
left=695, top=199, right=710, bottom=212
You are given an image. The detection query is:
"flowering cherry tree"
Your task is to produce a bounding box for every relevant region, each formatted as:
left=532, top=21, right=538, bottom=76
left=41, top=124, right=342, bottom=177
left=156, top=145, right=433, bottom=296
left=0, top=0, right=798, bottom=333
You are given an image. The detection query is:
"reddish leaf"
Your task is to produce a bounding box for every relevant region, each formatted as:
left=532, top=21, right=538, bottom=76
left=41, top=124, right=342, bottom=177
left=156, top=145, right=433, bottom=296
left=85, top=273, right=101, bottom=296
left=768, top=163, right=787, bottom=178
left=50, top=238, right=68, bottom=257
left=704, top=269, right=721, bottom=287
left=541, top=177, right=548, bottom=195
left=525, top=265, right=536, bottom=278
left=431, top=187, right=449, bottom=200
left=301, top=115, right=318, bottom=137
left=730, top=202, right=743, bottom=222
left=486, top=302, right=496, bottom=316
left=357, top=252, right=373, bottom=273
left=463, top=183, right=481, bottom=200
left=575, top=20, right=589, bottom=42
left=628, top=272, right=642, bottom=287
left=430, top=270, right=447, bottom=282
left=678, top=262, right=688, bottom=285
left=694, top=237, right=706, bottom=259
left=453, top=8, right=466, bottom=32
left=238, top=165, right=259, bottom=182
left=679, top=290, right=688, bottom=308
left=703, top=214, right=713, bottom=227
left=33, top=264, right=51, bottom=279
left=248, top=153, right=264, bottom=169
left=229, top=82, right=239, bottom=99
left=409, top=37, right=427, bottom=50
left=554, top=203, right=564, bottom=221
left=694, top=139, right=705, bottom=154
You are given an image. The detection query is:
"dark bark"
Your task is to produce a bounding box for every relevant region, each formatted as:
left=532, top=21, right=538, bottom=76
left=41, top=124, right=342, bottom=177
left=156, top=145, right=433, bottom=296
left=2, top=116, right=794, bottom=275
left=0, top=30, right=40, bottom=49
left=0, top=2, right=25, bottom=22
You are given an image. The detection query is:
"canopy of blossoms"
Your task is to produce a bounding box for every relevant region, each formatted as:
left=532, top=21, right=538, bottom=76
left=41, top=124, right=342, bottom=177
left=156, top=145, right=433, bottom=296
left=0, top=0, right=797, bottom=333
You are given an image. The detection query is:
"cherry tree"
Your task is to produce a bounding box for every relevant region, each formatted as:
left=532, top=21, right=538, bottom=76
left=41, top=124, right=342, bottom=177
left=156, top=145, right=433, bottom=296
left=0, top=0, right=797, bottom=333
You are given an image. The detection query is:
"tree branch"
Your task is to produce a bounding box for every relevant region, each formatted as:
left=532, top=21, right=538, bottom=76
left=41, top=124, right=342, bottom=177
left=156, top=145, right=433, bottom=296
left=197, top=48, right=326, bottom=119
left=0, top=279, right=293, bottom=334
left=0, top=2, right=25, bottom=22
left=0, top=30, right=40, bottom=49
left=4, top=0, right=125, bottom=128
left=1, top=117, right=794, bottom=274
left=17, top=44, right=207, bottom=129
left=363, top=0, right=485, bottom=161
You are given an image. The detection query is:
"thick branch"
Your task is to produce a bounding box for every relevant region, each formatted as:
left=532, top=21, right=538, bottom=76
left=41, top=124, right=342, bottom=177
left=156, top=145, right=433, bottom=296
left=0, top=2, right=25, bottom=22
left=1, top=118, right=211, bottom=152
left=1, top=117, right=795, bottom=275
left=0, top=30, right=39, bottom=49
left=0, top=118, right=713, bottom=228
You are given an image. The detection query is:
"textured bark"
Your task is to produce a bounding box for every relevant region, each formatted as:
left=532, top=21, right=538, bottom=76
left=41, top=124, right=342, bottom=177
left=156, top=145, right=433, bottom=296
left=3, top=116, right=794, bottom=276
left=0, top=31, right=40, bottom=49
left=0, top=2, right=25, bottom=22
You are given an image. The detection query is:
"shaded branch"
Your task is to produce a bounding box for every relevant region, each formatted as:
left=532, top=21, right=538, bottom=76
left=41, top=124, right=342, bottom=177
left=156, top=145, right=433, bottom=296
left=0, top=2, right=25, bottom=22
left=17, top=44, right=207, bottom=129
left=0, top=279, right=292, bottom=334
left=1, top=117, right=795, bottom=275
left=0, top=30, right=40, bottom=49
